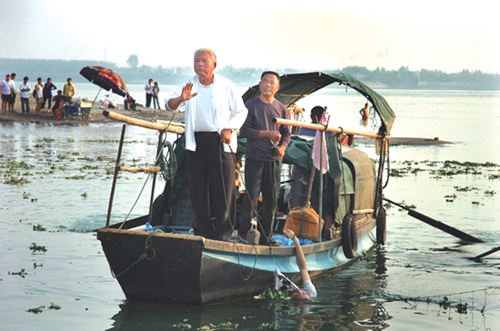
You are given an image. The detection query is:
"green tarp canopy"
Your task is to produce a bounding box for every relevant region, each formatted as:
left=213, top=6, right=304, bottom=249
left=242, top=72, right=396, bottom=135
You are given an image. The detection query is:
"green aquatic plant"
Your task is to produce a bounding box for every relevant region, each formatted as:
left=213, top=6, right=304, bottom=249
left=30, top=243, right=47, bottom=253
left=26, top=306, right=45, bottom=314
left=8, top=269, right=28, bottom=278
left=81, top=192, right=88, bottom=198
left=172, top=322, right=192, bottom=330
left=198, top=322, right=239, bottom=330
left=65, top=175, right=86, bottom=180
left=4, top=176, right=30, bottom=185
left=258, top=323, right=276, bottom=330
left=22, top=191, right=30, bottom=199
left=484, top=190, right=496, bottom=196
left=33, top=224, right=46, bottom=232
left=48, top=303, right=61, bottom=310
left=258, top=288, right=291, bottom=301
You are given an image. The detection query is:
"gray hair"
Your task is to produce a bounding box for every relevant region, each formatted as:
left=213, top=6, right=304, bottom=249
left=194, top=48, right=217, bottom=62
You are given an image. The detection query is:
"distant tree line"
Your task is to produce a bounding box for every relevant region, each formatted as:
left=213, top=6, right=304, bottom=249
left=1, top=58, right=499, bottom=90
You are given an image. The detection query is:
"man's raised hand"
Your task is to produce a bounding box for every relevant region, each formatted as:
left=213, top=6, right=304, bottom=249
left=181, top=83, right=198, bottom=101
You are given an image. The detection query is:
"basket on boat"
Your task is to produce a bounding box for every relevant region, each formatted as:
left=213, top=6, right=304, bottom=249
left=284, top=202, right=324, bottom=242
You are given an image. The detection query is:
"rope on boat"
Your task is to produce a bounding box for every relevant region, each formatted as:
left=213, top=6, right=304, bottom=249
left=117, top=131, right=176, bottom=229
left=233, top=242, right=258, bottom=281
left=110, top=235, right=156, bottom=278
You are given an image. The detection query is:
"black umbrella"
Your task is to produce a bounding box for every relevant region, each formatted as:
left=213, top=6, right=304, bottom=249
left=80, top=66, right=129, bottom=97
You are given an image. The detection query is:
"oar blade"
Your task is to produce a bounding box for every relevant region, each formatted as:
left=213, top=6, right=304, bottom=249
left=407, top=209, right=483, bottom=243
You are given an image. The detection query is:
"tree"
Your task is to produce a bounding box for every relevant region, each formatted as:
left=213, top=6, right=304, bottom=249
left=127, top=54, right=139, bottom=68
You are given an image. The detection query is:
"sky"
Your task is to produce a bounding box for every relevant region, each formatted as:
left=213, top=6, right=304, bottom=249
left=1, top=0, right=499, bottom=73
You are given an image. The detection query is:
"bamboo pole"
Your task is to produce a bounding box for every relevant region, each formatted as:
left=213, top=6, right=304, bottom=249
left=103, top=110, right=185, bottom=134
left=155, top=119, right=185, bottom=127
left=106, top=124, right=126, bottom=227
left=119, top=166, right=161, bottom=173
left=273, top=118, right=390, bottom=140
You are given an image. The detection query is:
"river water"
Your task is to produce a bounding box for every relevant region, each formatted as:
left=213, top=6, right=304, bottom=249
left=1, top=87, right=499, bottom=330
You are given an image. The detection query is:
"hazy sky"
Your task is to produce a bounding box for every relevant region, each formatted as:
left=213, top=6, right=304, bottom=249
left=1, top=0, right=499, bottom=73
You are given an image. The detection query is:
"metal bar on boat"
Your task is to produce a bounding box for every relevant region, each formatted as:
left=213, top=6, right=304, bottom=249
left=149, top=132, right=164, bottom=221
left=272, top=118, right=390, bottom=140
left=106, top=124, right=126, bottom=227
left=318, top=130, right=324, bottom=243
left=118, top=166, right=161, bottom=173
left=102, top=110, right=185, bottom=134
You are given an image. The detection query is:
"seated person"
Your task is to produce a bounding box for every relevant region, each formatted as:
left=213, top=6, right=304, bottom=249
left=100, top=94, right=116, bottom=109
left=297, top=106, right=330, bottom=137
left=283, top=229, right=317, bottom=300
left=124, top=94, right=136, bottom=111
left=51, top=90, right=64, bottom=112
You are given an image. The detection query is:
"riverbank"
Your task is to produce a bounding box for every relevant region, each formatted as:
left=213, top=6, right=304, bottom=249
left=0, top=98, right=184, bottom=124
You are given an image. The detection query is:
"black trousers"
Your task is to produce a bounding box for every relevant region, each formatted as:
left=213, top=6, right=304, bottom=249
left=145, top=93, right=152, bottom=108
left=239, top=158, right=281, bottom=244
left=188, top=132, right=235, bottom=240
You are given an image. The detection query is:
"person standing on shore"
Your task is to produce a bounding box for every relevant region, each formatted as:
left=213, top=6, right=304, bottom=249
left=144, top=78, right=153, bottom=108
left=34, top=77, right=44, bottom=113
left=42, top=78, right=56, bottom=111
left=63, top=77, right=76, bottom=100
left=238, top=71, right=291, bottom=244
left=8, top=73, right=17, bottom=112
left=1, top=74, right=12, bottom=112
left=19, top=76, right=31, bottom=114
left=152, top=81, right=160, bottom=109
left=166, top=48, right=247, bottom=241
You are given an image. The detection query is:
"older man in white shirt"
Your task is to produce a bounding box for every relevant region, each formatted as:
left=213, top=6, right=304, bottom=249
left=167, top=48, right=247, bottom=241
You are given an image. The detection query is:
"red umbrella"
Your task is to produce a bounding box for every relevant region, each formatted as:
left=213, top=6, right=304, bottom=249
left=80, top=66, right=129, bottom=97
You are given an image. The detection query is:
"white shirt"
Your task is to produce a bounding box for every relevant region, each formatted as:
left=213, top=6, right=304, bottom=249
left=35, top=83, right=43, bottom=99
left=1, top=80, right=11, bottom=95
left=167, top=74, right=247, bottom=153
left=144, top=83, right=153, bottom=94
left=9, top=80, right=16, bottom=93
left=19, top=82, right=31, bottom=98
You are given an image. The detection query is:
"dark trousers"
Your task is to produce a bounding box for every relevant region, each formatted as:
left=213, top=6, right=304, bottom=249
left=43, top=94, right=52, bottom=109
left=239, top=158, right=281, bottom=244
left=145, top=93, right=152, bottom=108
left=21, top=97, right=30, bottom=114
left=188, top=132, right=235, bottom=240
left=153, top=96, right=160, bottom=109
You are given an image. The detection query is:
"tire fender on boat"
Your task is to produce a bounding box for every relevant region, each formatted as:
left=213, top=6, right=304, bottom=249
left=376, top=207, right=387, bottom=245
left=341, top=214, right=358, bottom=258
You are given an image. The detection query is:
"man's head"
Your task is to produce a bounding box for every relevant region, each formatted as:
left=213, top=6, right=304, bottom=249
left=10, top=73, right=16, bottom=80
left=310, top=106, right=326, bottom=124
left=37, top=77, right=42, bottom=84
left=291, top=289, right=311, bottom=301
left=67, top=77, right=72, bottom=83
left=57, top=90, right=62, bottom=95
left=194, top=48, right=217, bottom=79
left=47, top=78, right=52, bottom=83
left=148, top=78, right=153, bottom=84
left=5, top=74, right=10, bottom=81
left=23, top=76, right=29, bottom=82
left=259, top=71, right=280, bottom=99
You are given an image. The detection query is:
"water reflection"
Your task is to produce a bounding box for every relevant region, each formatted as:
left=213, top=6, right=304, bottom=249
left=107, top=248, right=391, bottom=330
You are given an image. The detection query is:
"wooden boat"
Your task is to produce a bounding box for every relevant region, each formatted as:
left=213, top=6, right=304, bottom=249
left=97, top=72, right=395, bottom=304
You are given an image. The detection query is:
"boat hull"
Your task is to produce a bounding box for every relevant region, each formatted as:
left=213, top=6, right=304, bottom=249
left=97, top=216, right=376, bottom=304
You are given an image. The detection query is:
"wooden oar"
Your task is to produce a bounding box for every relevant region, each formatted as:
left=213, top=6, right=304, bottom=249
left=273, top=118, right=390, bottom=140
left=471, top=246, right=500, bottom=261
left=383, top=197, right=483, bottom=243
left=103, top=110, right=185, bottom=134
